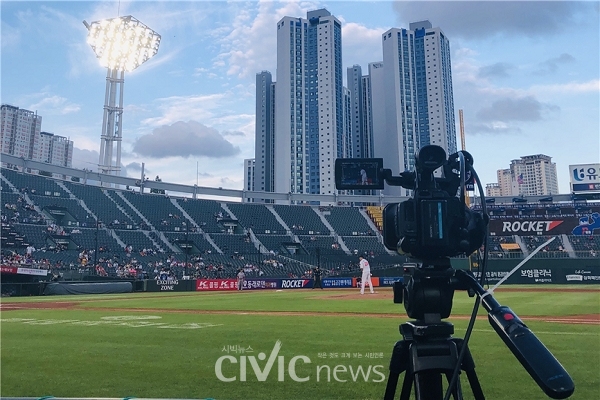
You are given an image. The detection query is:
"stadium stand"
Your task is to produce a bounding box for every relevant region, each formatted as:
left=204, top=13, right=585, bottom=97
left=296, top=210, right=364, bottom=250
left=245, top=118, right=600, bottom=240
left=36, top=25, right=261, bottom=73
left=210, top=233, right=259, bottom=254
left=104, top=190, right=146, bottom=227
left=120, top=191, right=185, bottom=231
left=1, top=167, right=68, bottom=197
left=176, top=198, right=227, bottom=233
left=366, top=206, right=384, bottom=231
left=254, top=234, right=296, bottom=254
left=272, top=204, right=330, bottom=235
left=63, top=182, right=135, bottom=228
left=226, top=203, right=286, bottom=234
left=321, top=206, right=373, bottom=236
left=162, top=231, right=216, bottom=254
left=2, top=167, right=599, bottom=281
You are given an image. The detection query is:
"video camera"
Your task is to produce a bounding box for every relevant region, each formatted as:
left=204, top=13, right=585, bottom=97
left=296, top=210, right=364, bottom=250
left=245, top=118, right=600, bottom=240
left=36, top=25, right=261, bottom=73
left=336, top=145, right=486, bottom=260
left=335, top=145, right=574, bottom=400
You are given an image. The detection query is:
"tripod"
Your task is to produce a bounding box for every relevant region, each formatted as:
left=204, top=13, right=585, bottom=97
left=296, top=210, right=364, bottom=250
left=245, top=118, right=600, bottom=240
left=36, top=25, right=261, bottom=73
left=384, top=319, right=485, bottom=400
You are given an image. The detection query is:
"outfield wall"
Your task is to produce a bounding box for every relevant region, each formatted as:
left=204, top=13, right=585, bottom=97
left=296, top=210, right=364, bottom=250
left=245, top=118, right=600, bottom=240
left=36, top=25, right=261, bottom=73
left=2, top=261, right=599, bottom=296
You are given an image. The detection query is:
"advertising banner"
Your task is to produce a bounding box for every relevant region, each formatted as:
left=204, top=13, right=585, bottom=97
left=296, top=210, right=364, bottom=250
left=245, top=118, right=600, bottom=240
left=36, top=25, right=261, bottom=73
left=471, top=265, right=600, bottom=284
left=279, top=279, right=313, bottom=289
left=380, top=277, right=403, bottom=286
left=488, top=215, right=600, bottom=236
left=243, top=279, right=280, bottom=290
left=351, top=277, right=380, bottom=287
left=1, top=266, right=18, bottom=274
left=16, top=267, right=48, bottom=276
left=196, top=279, right=237, bottom=291
left=570, top=163, right=600, bottom=193
left=147, top=279, right=194, bottom=292
left=322, top=278, right=353, bottom=288
left=0, top=266, right=48, bottom=276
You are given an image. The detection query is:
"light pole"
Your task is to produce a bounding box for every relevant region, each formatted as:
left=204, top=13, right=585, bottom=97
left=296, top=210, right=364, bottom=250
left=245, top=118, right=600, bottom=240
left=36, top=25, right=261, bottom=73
left=83, top=16, right=161, bottom=177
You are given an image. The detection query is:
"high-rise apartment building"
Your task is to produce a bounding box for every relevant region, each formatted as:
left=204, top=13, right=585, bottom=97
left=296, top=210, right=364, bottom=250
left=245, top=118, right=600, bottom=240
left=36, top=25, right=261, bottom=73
left=375, top=21, right=457, bottom=183
left=497, top=168, right=515, bottom=196
left=273, top=9, right=346, bottom=196
left=347, top=65, right=373, bottom=159
left=1, top=104, right=42, bottom=159
left=485, top=183, right=502, bottom=197
left=490, top=155, right=559, bottom=196
left=510, top=155, right=559, bottom=196
left=243, top=158, right=255, bottom=202
left=254, top=15, right=458, bottom=200
left=253, top=71, right=275, bottom=197
left=1, top=104, right=72, bottom=168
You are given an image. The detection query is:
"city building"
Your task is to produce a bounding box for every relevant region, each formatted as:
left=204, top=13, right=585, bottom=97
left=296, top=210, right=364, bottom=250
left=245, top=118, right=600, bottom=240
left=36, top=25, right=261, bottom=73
left=254, top=14, right=458, bottom=200
left=489, top=155, right=559, bottom=196
left=1, top=104, right=73, bottom=171
left=497, top=168, right=515, bottom=196
left=373, top=21, right=457, bottom=196
left=485, top=183, right=502, bottom=197
left=510, top=154, right=559, bottom=196
left=243, top=158, right=255, bottom=202
left=347, top=65, right=373, bottom=159
left=273, top=9, right=346, bottom=197
left=253, top=71, right=275, bottom=198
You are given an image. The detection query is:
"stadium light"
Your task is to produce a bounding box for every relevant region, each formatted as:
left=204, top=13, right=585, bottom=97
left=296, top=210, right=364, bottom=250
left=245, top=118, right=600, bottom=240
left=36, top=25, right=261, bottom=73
left=83, top=16, right=161, bottom=176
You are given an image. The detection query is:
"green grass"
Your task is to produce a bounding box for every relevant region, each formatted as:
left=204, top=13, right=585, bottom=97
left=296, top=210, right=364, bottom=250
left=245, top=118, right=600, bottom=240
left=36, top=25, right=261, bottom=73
left=1, top=287, right=599, bottom=399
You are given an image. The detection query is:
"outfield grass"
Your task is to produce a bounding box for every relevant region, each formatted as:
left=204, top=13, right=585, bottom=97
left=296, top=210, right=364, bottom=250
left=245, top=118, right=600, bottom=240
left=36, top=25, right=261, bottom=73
left=1, top=287, right=599, bottom=400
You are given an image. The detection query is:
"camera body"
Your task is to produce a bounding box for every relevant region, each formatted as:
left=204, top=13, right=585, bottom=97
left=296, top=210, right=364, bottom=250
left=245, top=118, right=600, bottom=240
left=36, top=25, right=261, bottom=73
left=336, top=145, right=485, bottom=262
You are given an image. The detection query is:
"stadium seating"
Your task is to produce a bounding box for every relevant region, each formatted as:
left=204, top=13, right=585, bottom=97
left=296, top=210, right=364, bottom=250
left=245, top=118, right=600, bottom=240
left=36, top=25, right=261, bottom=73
left=120, top=191, right=185, bottom=231
left=1, top=168, right=68, bottom=197
left=1, top=167, right=599, bottom=280
left=176, top=198, right=227, bottom=233
left=273, top=204, right=330, bottom=235
left=321, top=206, right=373, bottom=236
left=63, top=182, right=135, bottom=228
left=227, top=203, right=286, bottom=234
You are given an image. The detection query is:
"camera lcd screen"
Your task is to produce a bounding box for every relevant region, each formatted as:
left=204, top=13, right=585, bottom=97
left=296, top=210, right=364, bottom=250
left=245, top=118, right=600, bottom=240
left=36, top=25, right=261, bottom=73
left=334, top=158, right=384, bottom=190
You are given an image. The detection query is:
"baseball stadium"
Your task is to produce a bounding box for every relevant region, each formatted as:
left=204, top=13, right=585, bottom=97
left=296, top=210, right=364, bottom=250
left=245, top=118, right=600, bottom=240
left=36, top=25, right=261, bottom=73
left=1, top=163, right=599, bottom=400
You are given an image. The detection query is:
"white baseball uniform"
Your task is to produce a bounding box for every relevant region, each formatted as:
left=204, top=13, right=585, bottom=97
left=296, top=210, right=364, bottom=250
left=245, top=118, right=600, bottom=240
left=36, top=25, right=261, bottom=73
left=359, top=257, right=374, bottom=294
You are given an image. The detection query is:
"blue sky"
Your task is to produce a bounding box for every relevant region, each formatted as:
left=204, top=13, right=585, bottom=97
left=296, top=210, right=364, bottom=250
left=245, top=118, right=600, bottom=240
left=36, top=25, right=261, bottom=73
left=1, top=1, right=599, bottom=194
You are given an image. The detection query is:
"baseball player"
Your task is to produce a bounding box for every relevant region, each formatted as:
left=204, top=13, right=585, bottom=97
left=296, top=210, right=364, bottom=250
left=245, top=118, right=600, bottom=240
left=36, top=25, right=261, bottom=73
left=359, top=256, right=374, bottom=294
left=237, top=268, right=245, bottom=291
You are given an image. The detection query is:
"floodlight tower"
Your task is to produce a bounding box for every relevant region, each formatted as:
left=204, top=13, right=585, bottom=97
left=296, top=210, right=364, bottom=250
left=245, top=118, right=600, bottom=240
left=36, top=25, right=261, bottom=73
left=83, top=16, right=160, bottom=176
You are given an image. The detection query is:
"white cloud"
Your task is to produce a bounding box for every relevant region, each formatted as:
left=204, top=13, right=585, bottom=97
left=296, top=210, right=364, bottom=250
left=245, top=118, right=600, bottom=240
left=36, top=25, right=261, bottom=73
left=531, top=79, right=600, bottom=95
left=341, top=21, right=386, bottom=69
left=27, top=94, right=80, bottom=116
left=132, top=120, right=240, bottom=159
left=140, top=93, right=229, bottom=127
left=213, top=1, right=320, bottom=79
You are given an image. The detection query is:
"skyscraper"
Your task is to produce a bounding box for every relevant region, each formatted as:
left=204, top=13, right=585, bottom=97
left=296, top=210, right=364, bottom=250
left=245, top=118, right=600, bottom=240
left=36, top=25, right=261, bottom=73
left=347, top=64, right=376, bottom=160
left=253, top=71, right=275, bottom=198
left=374, top=21, right=457, bottom=185
left=273, top=9, right=345, bottom=196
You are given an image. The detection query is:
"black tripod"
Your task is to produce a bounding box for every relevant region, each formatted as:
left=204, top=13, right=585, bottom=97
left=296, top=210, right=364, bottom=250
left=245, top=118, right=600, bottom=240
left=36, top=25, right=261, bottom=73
left=384, top=319, right=484, bottom=400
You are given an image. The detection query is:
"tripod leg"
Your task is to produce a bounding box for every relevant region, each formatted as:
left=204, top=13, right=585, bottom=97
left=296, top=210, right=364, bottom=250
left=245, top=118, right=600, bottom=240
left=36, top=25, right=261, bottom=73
left=384, top=371, right=401, bottom=400
left=384, top=340, right=410, bottom=400
left=414, top=372, right=443, bottom=400
left=444, top=372, right=464, bottom=400
left=399, top=371, right=413, bottom=400
left=454, top=339, right=485, bottom=400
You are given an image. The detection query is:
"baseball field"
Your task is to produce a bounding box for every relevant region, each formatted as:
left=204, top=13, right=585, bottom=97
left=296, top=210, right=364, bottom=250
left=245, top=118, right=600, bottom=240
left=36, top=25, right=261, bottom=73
left=1, top=286, right=599, bottom=400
